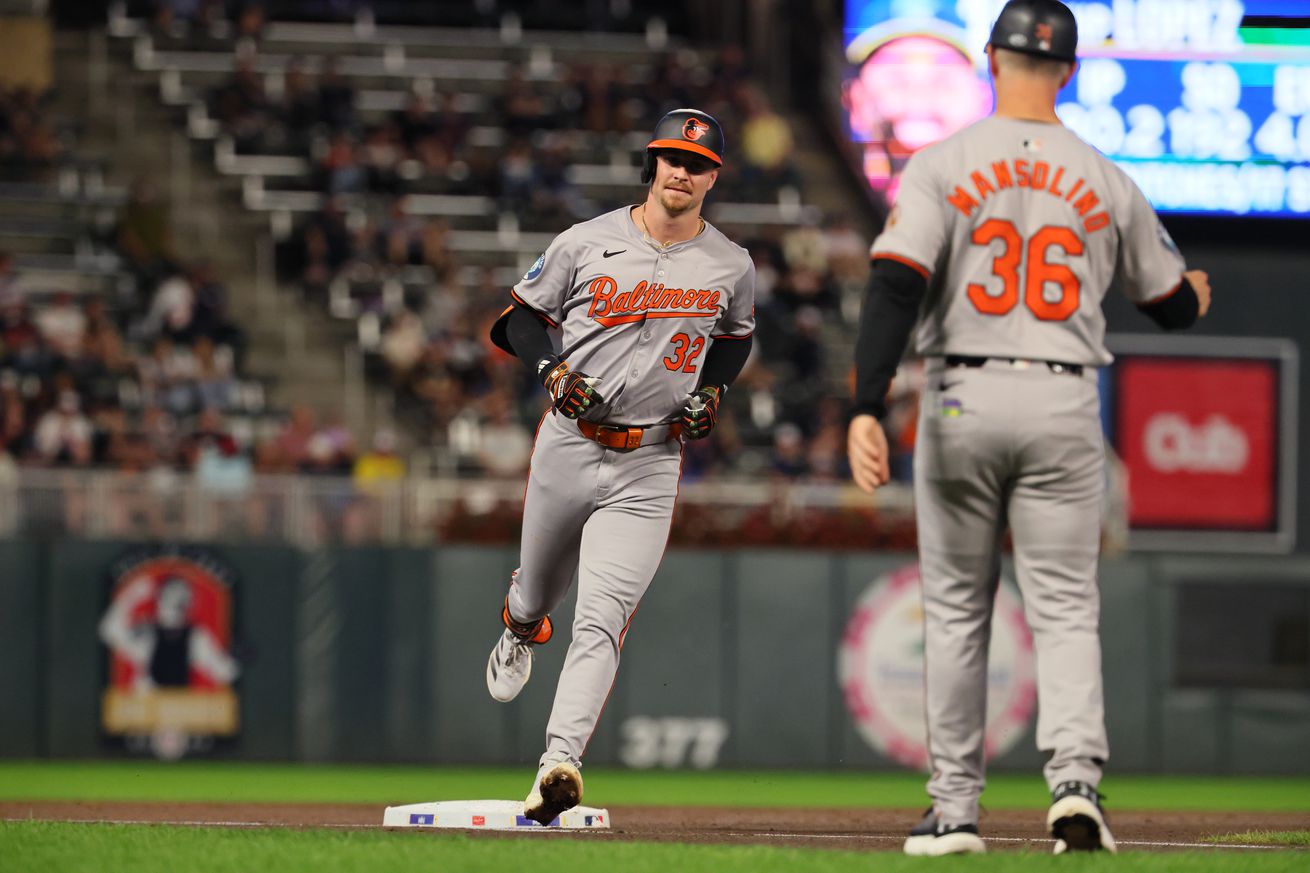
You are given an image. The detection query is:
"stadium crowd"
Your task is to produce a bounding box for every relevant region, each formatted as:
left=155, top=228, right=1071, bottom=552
left=1, top=1, right=926, bottom=517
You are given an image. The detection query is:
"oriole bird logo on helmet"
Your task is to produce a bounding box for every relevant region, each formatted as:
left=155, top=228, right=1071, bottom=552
left=641, top=108, right=725, bottom=184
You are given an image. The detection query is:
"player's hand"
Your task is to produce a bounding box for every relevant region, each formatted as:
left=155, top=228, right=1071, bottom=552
left=848, top=414, right=891, bottom=493
left=1185, top=269, right=1211, bottom=317
left=682, top=386, right=722, bottom=439
left=537, top=355, right=603, bottom=419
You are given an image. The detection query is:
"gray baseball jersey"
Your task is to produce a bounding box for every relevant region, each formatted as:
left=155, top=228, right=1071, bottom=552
left=872, top=116, right=1185, bottom=366
left=502, top=205, right=754, bottom=769
left=870, top=117, right=1188, bottom=826
left=513, top=206, right=755, bottom=424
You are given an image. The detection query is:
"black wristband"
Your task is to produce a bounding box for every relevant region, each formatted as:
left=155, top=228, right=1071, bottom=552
left=1137, top=278, right=1200, bottom=330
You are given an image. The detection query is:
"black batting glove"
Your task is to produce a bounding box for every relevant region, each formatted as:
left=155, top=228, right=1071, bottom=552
left=537, top=355, right=603, bottom=419
left=682, top=385, right=722, bottom=439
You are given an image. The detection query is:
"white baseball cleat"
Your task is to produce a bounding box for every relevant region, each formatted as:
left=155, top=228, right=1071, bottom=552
left=1048, top=781, right=1117, bottom=854
left=902, top=808, right=986, bottom=855
left=486, top=629, right=533, bottom=703
left=523, top=759, right=584, bottom=826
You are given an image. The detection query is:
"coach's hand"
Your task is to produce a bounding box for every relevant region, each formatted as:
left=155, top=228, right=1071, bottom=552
left=682, top=386, right=722, bottom=439
left=848, top=414, right=891, bottom=493
left=537, top=355, right=603, bottom=419
left=1184, top=269, right=1211, bottom=317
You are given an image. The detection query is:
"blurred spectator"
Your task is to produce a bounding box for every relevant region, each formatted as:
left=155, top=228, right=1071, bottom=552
left=234, top=2, right=267, bottom=39
left=275, top=403, right=317, bottom=468
left=318, top=130, right=366, bottom=195
left=212, top=56, right=271, bottom=150
left=380, top=310, right=426, bottom=382
left=353, top=427, right=404, bottom=490
left=190, top=261, right=245, bottom=355
left=33, top=391, right=94, bottom=466
left=0, top=371, right=26, bottom=455
left=190, top=335, right=238, bottom=411
left=379, top=197, right=424, bottom=266
left=0, top=252, right=18, bottom=303
left=317, top=57, right=356, bottom=131
left=738, top=86, right=801, bottom=195
left=313, top=412, right=358, bottom=472
left=0, top=86, right=63, bottom=174
left=117, top=177, right=178, bottom=284
left=35, top=292, right=87, bottom=360
left=1, top=299, right=46, bottom=374
left=362, top=119, right=404, bottom=195
left=771, top=423, right=807, bottom=479
left=186, top=407, right=251, bottom=492
left=140, top=403, right=180, bottom=464
left=281, top=57, right=320, bottom=147
left=474, top=391, right=532, bottom=478
left=140, top=271, right=196, bottom=340
left=501, top=68, right=548, bottom=138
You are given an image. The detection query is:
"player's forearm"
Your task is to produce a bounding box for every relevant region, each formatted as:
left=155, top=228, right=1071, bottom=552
left=852, top=258, right=926, bottom=419
left=698, top=334, right=752, bottom=391
left=1137, top=277, right=1200, bottom=330
left=504, top=304, right=557, bottom=370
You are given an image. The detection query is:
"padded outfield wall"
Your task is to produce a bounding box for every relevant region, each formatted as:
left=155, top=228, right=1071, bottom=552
left=0, top=540, right=1307, bottom=773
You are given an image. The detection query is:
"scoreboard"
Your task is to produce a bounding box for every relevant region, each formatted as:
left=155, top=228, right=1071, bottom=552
left=843, top=0, right=1310, bottom=217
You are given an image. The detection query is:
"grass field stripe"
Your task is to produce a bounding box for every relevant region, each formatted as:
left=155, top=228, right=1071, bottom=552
left=742, top=832, right=1287, bottom=851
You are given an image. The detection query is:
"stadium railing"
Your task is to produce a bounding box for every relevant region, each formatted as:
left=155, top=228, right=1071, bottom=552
left=3, top=468, right=914, bottom=548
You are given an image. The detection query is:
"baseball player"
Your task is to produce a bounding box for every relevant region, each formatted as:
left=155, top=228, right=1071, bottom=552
left=848, top=0, right=1211, bottom=856
left=484, top=109, right=755, bottom=825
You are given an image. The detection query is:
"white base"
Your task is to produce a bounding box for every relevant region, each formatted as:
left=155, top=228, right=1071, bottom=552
left=383, top=799, right=611, bottom=830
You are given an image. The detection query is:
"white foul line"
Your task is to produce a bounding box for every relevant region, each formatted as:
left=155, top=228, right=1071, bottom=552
left=2, top=818, right=1293, bottom=850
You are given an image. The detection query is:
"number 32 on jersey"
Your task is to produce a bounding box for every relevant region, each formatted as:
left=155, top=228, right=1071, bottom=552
left=967, top=219, right=1082, bottom=321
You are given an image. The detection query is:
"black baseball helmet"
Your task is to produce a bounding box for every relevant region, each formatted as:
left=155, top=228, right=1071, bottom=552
left=988, top=0, right=1078, bottom=63
left=641, top=108, right=724, bottom=184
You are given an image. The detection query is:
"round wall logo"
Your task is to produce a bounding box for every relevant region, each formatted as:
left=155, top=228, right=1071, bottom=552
left=838, top=564, right=1036, bottom=769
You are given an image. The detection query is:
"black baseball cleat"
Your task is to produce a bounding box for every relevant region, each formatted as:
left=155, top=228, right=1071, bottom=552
left=1047, top=780, right=1117, bottom=853
left=902, top=807, right=986, bottom=855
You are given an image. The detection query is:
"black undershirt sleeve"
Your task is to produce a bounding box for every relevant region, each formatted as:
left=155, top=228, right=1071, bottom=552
left=504, top=304, right=557, bottom=371
left=1137, top=278, right=1200, bottom=330
left=852, top=258, right=928, bottom=420
left=698, top=334, right=753, bottom=391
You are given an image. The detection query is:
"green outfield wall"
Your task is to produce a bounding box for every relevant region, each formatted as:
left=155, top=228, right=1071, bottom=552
left=1, top=539, right=1307, bottom=773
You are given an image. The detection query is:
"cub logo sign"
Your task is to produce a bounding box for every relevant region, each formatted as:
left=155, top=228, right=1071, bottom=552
left=839, top=565, right=1036, bottom=769
left=99, top=547, right=241, bottom=759
left=1115, top=357, right=1277, bottom=529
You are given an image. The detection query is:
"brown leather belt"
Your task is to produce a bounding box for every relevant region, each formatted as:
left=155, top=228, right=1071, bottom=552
left=576, top=418, right=682, bottom=450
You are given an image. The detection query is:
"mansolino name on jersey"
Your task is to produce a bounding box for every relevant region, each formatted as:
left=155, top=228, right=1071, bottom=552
left=585, top=275, right=720, bottom=327
left=944, top=157, right=1111, bottom=233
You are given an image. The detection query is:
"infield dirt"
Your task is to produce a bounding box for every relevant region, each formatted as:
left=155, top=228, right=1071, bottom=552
left=3, top=801, right=1306, bottom=852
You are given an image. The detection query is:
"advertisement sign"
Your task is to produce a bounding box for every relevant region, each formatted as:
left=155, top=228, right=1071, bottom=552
left=1106, top=335, right=1298, bottom=551
left=99, top=546, right=242, bottom=759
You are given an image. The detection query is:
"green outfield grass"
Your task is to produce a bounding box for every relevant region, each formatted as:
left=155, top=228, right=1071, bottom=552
left=1, top=761, right=1309, bottom=812
left=3, top=823, right=1308, bottom=873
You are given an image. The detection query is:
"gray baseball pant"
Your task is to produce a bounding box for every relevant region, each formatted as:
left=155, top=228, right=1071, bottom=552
left=506, top=411, right=682, bottom=766
left=914, top=359, right=1109, bottom=826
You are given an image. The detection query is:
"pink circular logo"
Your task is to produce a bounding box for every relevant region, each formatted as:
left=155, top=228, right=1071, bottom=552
left=838, top=564, right=1037, bottom=769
